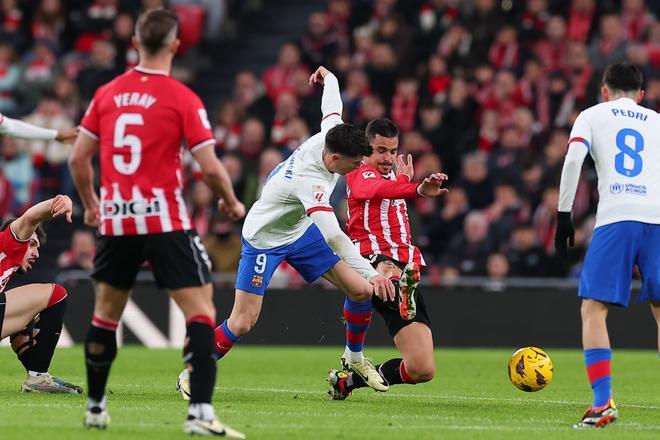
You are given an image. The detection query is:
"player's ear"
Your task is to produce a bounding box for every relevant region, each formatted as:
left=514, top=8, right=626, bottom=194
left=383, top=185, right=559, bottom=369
left=601, top=86, right=609, bottom=102
left=636, top=89, right=644, bottom=103
left=171, top=38, right=181, bottom=55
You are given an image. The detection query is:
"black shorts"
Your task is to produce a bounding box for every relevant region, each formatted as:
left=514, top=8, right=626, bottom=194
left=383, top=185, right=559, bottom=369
left=91, top=230, right=212, bottom=290
left=372, top=288, right=431, bottom=338
left=367, top=254, right=432, bottom=337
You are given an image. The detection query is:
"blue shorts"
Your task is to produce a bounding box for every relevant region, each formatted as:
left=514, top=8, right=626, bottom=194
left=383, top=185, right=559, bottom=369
left=579, top=221, right=660, bottom=307
left=235, top=224, right=340, bottom=295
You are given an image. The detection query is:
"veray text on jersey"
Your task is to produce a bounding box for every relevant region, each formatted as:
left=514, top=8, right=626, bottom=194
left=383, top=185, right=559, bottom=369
left=113, top=92, right=157, bottom=109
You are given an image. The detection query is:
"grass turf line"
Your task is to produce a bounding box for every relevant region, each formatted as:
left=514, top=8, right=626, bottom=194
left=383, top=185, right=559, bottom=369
left=0, top=346, right=658, bottom=439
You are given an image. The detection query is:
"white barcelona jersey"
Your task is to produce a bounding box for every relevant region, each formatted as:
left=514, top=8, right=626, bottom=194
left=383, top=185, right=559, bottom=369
left=568, top=97, right=660, bottom=228
left=241, top=74, right=344, bottom=249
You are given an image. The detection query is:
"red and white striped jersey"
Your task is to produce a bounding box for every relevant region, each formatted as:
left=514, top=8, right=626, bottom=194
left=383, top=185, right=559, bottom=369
left=80, top=67, right=215, bottom=236
left=0, top=226, right=28, bottom=293
left=346, top=163, right=426, bottom=267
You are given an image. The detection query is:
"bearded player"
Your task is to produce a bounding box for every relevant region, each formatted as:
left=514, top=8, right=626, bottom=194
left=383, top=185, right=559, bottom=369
left=326, top=118, right=448, bottom=399
left=1, top=194, right=82, bottom=394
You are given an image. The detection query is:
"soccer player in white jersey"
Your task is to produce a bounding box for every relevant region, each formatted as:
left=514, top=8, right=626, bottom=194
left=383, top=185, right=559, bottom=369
left=177, top=66, right=396, bottom=398
left=555, top=63, right=660, bottom=428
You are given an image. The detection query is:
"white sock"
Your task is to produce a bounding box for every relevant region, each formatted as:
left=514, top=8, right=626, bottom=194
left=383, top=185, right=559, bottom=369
left=28, top=371, right=48, bottom=377
left=87, top=396, right=107, bottom=411
left=344, top=347, right=364, bottom=363
left=188, top=403, right=216, bottom=421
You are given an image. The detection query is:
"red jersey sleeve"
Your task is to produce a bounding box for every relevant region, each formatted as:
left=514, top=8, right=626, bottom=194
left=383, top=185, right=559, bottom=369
left=181, top=90, right=215, bottom=153
left=348, top=168, right=421, bottom=201
left=80, top=96, right=100, bottom=140
left=0, top=226, right=29, bottom=264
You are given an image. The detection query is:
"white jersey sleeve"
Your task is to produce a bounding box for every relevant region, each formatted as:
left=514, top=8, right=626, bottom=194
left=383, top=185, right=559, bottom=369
left=320, top=73, right=343, bottom=133
left=558, top=112, right=591, bottom=212
left=0, top=114, right=58, bottom=140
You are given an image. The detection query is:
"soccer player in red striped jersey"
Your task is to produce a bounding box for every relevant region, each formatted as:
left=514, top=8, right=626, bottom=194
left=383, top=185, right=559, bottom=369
left=327, top=118, right=449, bottom=399
left=69, top=9, right=244, bottom=438
left=0, top=194, right=82, bottom=394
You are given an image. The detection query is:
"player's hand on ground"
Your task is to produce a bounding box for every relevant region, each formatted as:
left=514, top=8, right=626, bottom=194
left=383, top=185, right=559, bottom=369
left=55, top=127, right=79, bottom=144
left=395, top=154, right=414, bottom=180
left=417, top=173, right=449, bottom=197
left=84, top=207, right=100, bottom=228
left=219, top=199, right=246, bottom=221
left=50, top=195, right=73, bottom=223
left=554, top=211, right=575, bottom=258
left=370, top=274, right=396, bottom=302
left=309, top=66, right=331, bottom=86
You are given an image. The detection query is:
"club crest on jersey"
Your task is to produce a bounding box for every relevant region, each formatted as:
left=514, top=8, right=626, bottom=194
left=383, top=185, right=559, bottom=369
left=362, top=171, right=376, bottom=179
left=312, top=185, right=327, bottom=204
left=251, top=275, right=263, bottom=288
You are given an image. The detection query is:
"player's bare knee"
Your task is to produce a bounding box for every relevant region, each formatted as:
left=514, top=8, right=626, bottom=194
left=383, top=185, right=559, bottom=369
left=229, top=313, right=258, bottom=336
left=406, top=363, right=435, bottom=383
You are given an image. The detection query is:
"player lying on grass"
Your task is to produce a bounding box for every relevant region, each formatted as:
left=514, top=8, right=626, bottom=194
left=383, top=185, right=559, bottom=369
left=555, top=62, right=660, bottom=428
left=326, top=118, right=448, bottom=399
left=178, top=65, right=397, bottom=399
left=0, top=194, right=82, bottom=394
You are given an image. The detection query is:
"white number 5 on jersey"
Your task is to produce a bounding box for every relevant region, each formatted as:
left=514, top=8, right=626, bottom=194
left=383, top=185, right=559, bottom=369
left=113, top=113, right=144, bottom=175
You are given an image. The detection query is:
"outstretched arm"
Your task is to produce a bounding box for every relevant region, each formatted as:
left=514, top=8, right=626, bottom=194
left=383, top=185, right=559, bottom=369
left=11, top=195, right=73, bottom=240
left=309, top=66, right=343, bottom=131
left=0, top=115, right=77, bottom=143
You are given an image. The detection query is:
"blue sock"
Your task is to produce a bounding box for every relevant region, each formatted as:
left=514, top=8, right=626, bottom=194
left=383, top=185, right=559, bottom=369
left=584, top=348, right=612, bottom=408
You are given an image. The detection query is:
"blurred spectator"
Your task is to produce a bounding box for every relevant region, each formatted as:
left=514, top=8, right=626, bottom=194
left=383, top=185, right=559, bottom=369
left=221, top=152, right=245, bottom=205
left=242, top=147, right=283, bottom=210
left=213, top=101, right=242, bottom=153
left=76, top=39, right=120, bottom=101
left=0, top=168, right=11, bottom=217
left=487, top=252, right=510, bottom=280
left=20, top=92, right=74, bottom=197
left=518, top=0, right=550, bottom=43
left=588, top=14, right=628, bottom=73
left=534, top=15, right=568, bottom=71
left=188, top=180, right=214, bottom=237
left=283, top=116, right=310, bottom=154
left=445, top=210, right=494, bottom=276
left=299, top=10, right=341, bottom=67
left=271, top=90, right=299, bottom=148
left=488, top=25, right=521, bottom=71
left=112, top=12, right=137, bottom=71
left=238, top=117, right=267, bottom=162
left=422, top=186, right=469, bottom=261
left=1, top=136, right=35, bottom=211
left=262, top=42, right=310, bottom=102
left=57, top=229, right=95, bottom=271
left=18, top=39, right=61, bottom=110
left=32, top=0, right=71, bottom=50
left=483, top=182, right=530, bottom=247
left=390, top=77, right=419, bottom=132
left=0, top=42, right=20, bottom=114
left=341, top=68, right=370, bottom=122
left=533, top=186, right=559, bottom=254
left=423, top=54, right=451, bottom=103
left=233, top=70, right=274, bottom=129
left=566, top=0, right=596, bottom=43
left=53, top=75, right=82, bottom=121
left=507, top=223, right=548, bottom=277
left=365, top=43, right=398, bottom=105
left=621, top=0, right=654, bottom=41
left=460, top=152, right=493, bottom=210
left=202, top=210, right=242, bottom=273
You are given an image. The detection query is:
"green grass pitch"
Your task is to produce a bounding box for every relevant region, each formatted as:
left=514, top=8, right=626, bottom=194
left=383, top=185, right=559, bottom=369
left=0, top=346, right=658, bottom=439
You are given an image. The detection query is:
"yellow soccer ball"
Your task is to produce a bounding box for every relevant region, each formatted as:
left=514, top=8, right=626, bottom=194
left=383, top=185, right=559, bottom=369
left=508, top=346, right=553, bottom=392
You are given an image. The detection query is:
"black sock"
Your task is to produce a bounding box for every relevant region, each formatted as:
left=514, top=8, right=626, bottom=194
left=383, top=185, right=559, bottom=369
left=85, top=324, right=117, bottom=402
left=377, top=358, right=405, bottom=385
left=345, top=358, right=404, bottom=392
left=16, top=299, right=66, bottom=373
left=184, top=321, right=216, bottom=404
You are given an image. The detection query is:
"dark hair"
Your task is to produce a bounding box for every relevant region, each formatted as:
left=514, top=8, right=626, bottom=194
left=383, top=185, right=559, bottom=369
left=324, top=124, right=370, bottom=157
left=603, top=63, right=643, bottom=92
left=0, top=218, right=46, bottom=244
left=365, top=118, right=399, bottom=142
left=136, top=9, right=179, bottom=55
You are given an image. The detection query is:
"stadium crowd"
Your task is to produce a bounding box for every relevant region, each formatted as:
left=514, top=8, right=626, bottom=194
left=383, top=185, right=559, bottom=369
left=1, top=0, right=659, bottom=282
